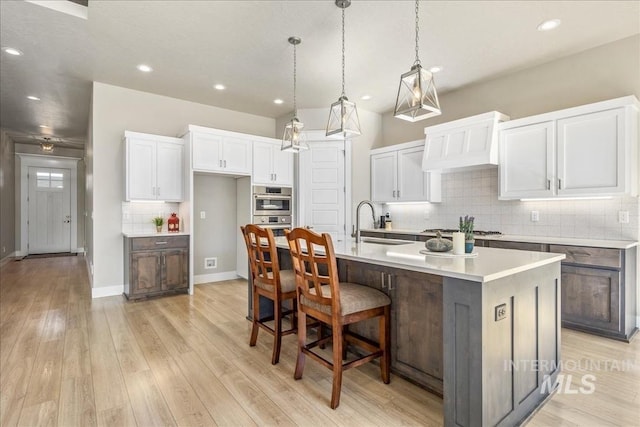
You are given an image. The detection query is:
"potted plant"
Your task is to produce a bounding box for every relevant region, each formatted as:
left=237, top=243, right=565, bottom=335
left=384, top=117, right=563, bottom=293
left=152, top=216, right=164, bottom=232
left=459, top=215, right=475, bottom=253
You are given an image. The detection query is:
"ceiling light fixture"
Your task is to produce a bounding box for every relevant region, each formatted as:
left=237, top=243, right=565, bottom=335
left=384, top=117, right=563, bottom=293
left=40, top=137, right=54, bottom=152
left=27, top=95, right=40, bottom=101
left=274, top=99, right=284, bottom=105
left=537, top=19, right=561, bottom=31
left=281, top=36, right=308, bottom=152
left=136, top=64, right=153, bottom=72
left=393, top=0, right=441, bottom=122
left=3, top=47, right=23, bottom=56
left=214, top=84, right=226, bottom=90
left=326, top=0, right=361, bottom=139
left=39, top=125, right=50, bottom=128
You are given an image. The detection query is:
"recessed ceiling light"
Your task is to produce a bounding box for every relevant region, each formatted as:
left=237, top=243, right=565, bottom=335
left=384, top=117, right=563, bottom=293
left=214, top=84, right=226, bottom=90
left=27, top=95, right=40, bottom=101
left=136, top=64, right=153, bottom=72
left=537, top=19, right=561, bottom=31
left=428, top=65, right=443, bottom=73
left=39, top=125, right=50, bottom=128
left=273, top=99, right=284, bottom=104
left=361, top=95, right=372, bottom=101
left=3, top=47, right=23, bottom=56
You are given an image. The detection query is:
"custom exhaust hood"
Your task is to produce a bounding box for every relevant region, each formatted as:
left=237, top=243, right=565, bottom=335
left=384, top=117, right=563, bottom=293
left=422, top=111, right=510, bottom=172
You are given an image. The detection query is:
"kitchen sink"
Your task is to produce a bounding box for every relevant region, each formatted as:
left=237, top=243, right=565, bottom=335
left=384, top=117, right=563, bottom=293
left=361, top=237, right=413, bottom=246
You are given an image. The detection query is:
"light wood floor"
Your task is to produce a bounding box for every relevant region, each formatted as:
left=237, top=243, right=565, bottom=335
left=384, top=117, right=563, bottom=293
left=0, top=256, right=638, bottom=426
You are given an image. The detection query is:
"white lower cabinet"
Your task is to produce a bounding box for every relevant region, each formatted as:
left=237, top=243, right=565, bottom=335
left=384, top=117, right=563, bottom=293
left=371, top=141, right=441, bottom=203
left=499, top=96, right=638, bottom=199
left=125, top=131, right=184, bottom=201
left=252, top=140, right=293, bottom=186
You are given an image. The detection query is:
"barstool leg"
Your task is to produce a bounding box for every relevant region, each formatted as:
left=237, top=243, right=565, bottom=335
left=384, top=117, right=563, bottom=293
left=330, top=325, right=344, bottom=409
left=250, top=288, right=259, bottom=347
left=272, top=299, right=282, bottom=365
left=380, top=306, right=391, bottom=384
left=294, top=311, right=307, bottom=380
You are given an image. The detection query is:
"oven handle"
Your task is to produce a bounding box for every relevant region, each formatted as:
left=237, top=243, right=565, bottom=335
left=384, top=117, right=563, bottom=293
left=254, top=194, right=292, bottom=200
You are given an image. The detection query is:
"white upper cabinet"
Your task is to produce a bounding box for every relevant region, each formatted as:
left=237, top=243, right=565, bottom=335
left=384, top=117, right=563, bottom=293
left=422, top=111, right=510, bottom=172
left=125, top=131, right=184, bottom=201
left=499, top=121, right=555, bottom=199
left=252, top=140, right=293, bottom=186
left=371, top=141, right=441, bottom=203
left=499, top=96, right=639, bottom=199
left=190, top=128, right=252, bottom=175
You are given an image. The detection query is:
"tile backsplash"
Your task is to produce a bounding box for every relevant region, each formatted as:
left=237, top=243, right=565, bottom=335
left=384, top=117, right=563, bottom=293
left=383, top=168, right=639, bottom=241
left=122, top=202, right=181, bottom=234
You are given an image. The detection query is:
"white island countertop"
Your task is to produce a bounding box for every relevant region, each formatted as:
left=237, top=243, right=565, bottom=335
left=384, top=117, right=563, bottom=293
left=361, top=228, right=638, bottom=249
left=275, top=236, right=565, bottom=283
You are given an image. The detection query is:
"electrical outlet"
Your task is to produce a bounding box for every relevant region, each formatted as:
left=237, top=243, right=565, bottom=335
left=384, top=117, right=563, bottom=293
left=495, top=303, right=507, bottom=321
left=618, top=211, right=629, bottom=224
left=530, top=211, right=539, bottom=222
left=200, top=211, right=206, bottom=219
left=204, top=257, right=217, bottom=269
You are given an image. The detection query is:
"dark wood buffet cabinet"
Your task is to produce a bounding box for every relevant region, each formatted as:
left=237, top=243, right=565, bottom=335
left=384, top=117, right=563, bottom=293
left=124, top=235, right=189, bottom=300
left=362, top=231, right=638, bottom=342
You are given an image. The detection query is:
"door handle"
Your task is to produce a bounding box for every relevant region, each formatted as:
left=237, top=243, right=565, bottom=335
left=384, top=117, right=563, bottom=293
left=156, top=187, right=160, bottom=196
left=381, top=272, right=386, bottom=288
left=387, top=274, right=394, bottom=290
left=219, top=160, right=222, bottom=168
left=392, top=190, right=396, bottom=198
left=558, top=179, right=562, bottom=190
left=547, top=179, right=551, bottom=190
left=224, top=160, right=227, bottom=168
left=155, top=241, right=168, bottom=245
left=397, top=190, right=400, bottom=198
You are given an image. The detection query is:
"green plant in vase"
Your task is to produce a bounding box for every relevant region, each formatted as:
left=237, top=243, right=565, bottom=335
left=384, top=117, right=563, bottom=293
left=459, top=215, right=475, bottom=253
left=152, top=216, right=164, bottom=232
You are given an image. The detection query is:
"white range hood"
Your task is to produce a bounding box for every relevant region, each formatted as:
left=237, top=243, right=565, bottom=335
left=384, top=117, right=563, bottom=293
left=422, top=111, right=510, bottom=172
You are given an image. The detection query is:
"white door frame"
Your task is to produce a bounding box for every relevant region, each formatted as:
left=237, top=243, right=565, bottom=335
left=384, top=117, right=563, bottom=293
left=296, top=130, right=352, bottom=236
left=17, top=154, right=80, bottom=256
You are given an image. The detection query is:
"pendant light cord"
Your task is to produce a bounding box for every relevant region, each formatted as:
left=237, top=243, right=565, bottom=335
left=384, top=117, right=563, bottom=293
left=341, top=6, right=346, bottom=97
left=414, top=0, right=421, bottom=66
left=293, top=41, right=297, bottom=117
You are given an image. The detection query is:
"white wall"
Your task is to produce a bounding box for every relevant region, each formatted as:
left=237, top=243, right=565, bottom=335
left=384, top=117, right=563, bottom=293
left=0, top=130, right=15, bottom=261
left=90, top=82, right=275, bottom=291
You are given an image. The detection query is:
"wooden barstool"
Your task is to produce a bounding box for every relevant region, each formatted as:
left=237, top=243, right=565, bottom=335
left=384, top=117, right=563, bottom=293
left=285, top=227, right=391, bottom=409
left=241, top=224, right=297, bottom=365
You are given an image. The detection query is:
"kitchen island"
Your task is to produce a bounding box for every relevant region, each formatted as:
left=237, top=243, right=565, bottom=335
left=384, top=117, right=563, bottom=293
left=262, top=238, right=565, bottom=427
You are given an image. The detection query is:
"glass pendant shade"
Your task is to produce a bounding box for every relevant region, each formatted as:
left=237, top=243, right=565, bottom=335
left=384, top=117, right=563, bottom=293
left=394, top=63, right=441, bottom=122
left=282, top=117, right=308, bottom=152
left=326, top=95, right=361, bottom=138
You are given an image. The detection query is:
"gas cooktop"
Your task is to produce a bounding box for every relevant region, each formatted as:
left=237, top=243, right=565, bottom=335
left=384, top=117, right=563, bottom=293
left=422, top=228, right=502, bottom=236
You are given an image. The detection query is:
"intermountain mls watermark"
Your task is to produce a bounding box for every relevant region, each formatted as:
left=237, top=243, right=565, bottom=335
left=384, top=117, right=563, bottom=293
left=504, top=358, right=636, bottom=395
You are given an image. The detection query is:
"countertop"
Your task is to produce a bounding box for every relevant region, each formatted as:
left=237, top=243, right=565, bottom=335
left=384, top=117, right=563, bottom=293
left=361, top=228, right=639, bottom=249
left=122, top=232, right=190, bottom=238
left=275, top=236, right=564, bottom=283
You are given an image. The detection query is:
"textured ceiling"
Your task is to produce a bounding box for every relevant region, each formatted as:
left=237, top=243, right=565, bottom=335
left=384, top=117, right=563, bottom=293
left=1, top=0, right=638, bottom=147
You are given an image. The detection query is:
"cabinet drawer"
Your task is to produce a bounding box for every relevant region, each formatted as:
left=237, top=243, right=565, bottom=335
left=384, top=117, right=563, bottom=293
left=130, top=236, right=189, bottom=251
left=385, top=233, right=416, bottom=241
left=489, top=240, right=546, bottom=252
left=549, top=244, right=621, bottom=269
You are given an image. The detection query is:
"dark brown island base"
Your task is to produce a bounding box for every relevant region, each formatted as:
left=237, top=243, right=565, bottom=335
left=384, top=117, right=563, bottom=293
left=250, top=237, right=565, bottom=427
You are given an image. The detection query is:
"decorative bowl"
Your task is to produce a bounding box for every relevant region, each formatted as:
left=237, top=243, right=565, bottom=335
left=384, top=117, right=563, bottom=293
left=425, top=231, right=453, bottom=252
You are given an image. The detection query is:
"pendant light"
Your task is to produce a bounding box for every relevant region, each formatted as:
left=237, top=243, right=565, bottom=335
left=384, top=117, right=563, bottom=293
left=326, top=0, right=361, bottom=139
left=282, top=36, right=309, bottom=152
left=393, top=0, right=441, bottom=122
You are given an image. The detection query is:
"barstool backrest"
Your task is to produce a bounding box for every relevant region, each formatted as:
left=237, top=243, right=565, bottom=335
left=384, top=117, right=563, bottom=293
left=241, top=224, right=281, bottom=295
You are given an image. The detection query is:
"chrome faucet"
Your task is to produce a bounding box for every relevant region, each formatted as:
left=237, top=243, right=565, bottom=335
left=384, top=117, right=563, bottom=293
left=352, top=200, right=375, bottom=243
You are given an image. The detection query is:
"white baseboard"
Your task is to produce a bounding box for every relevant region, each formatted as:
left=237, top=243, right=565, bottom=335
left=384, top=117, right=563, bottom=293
left=75, top=247, right=84, bottom=254
left=0, top=252, right=17, bottom=267
left=194, top=271, right=240, bottom=285
left=92, top=284, right=123, bottom=298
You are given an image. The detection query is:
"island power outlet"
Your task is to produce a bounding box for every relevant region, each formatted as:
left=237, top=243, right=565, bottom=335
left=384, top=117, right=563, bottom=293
left=495, top=303, right=508, bottom=321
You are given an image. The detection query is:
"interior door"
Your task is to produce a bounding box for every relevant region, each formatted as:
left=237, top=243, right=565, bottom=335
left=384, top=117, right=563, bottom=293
left=28, top=167, right=71, bottom=254
left=298, top=140, right=346, bottom=241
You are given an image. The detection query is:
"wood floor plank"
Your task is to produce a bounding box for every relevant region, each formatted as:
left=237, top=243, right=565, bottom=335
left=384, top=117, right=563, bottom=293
left=58, top=375, right=97, bottom=426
